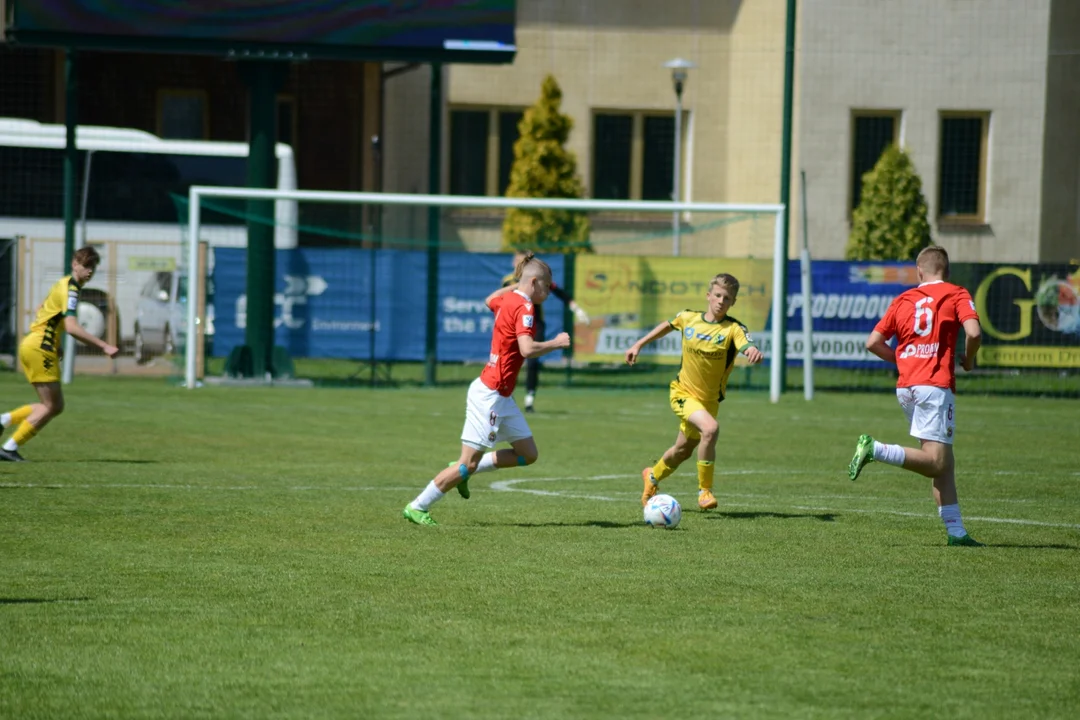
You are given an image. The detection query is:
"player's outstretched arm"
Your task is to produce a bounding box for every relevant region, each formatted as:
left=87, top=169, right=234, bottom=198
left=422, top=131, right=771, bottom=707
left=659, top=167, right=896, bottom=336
left=959, top=318, right=982, bottom=372
left=741, top=345, right=764, bottom=364
left=64, top=315, right=119, bottom=357
left=865, top=330, right=895, bottom=364
left=625, top=322, right=674, bottom=365
left=518, top=332, right=571, bottom=359
left=549, top=284, right=590, bottom=324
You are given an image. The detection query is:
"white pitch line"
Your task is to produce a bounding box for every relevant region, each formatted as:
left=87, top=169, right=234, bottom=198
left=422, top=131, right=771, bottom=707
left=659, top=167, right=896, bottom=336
left=0, top=482, right=416, bottom=492
left=6, top=474, right=1079, bottom=530
left=491, top=475, right=1080, bottom=530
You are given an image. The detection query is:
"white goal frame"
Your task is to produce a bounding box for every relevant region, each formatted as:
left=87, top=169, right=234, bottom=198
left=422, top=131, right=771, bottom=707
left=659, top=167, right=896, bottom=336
left=184, top=187, right=790, bottom=400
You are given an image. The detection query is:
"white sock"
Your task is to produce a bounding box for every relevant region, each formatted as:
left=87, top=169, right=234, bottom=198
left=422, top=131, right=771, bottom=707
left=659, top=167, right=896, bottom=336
left=0, top=412, right=10, bottom=428
left=472, top=452, right=498, bottom=475
left=410, top=481, right=445, bottom=512
left=524, top=392, right=535, bottom=407
left=2, top=438, right=17, bottom=452
left=938, top=503, right=967, bottom=538
left=873, top=441, right=905, bottom=466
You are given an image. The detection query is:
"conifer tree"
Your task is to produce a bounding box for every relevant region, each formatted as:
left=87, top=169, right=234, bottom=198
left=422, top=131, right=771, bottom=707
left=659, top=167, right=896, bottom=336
left=846, top=145, right=932, bottom=260
left=502, top=75, right=592, bottom=253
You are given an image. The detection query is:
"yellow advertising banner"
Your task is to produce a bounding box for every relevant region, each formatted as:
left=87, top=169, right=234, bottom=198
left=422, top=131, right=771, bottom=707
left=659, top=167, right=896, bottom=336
left=977, top=345, right=1080, bottom=368
left=572, top=256, right=774, bottom=363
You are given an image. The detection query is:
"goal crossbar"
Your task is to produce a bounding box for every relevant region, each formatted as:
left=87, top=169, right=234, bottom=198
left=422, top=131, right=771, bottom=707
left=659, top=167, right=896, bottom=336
left=184, top=186, right=788, bottom=400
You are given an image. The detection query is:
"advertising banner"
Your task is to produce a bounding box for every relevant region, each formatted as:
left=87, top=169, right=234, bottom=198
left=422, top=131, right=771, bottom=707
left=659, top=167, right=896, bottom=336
left=571, top=256, right=773, bottom=363
left=212, top=248, right=565, bottom=362
left=774, top=260, right=915, bottom=367
left=953, top=263, right=1080, bottom=368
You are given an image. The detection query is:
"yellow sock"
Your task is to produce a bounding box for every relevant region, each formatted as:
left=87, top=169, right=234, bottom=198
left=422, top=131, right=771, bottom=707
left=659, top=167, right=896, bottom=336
left=3, top=405, right=32, bottom=429
left=11, top=421, right=40, bottom=448
left=652, top=457, right=676, bottom=482
left=697, top=460, right=715, bottom=491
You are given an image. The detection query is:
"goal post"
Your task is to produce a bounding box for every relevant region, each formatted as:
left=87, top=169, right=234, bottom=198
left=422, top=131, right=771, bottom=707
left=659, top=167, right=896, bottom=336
left=183, top=186, right=788, bottom=398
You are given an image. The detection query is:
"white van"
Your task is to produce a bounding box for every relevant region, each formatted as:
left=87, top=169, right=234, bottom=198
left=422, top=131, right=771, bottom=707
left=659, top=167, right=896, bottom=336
left=0, top=118, right=298, bottom=349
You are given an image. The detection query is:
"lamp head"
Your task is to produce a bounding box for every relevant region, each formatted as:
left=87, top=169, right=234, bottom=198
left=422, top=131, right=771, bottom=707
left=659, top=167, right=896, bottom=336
left=664, top=58, right=696, bottom=94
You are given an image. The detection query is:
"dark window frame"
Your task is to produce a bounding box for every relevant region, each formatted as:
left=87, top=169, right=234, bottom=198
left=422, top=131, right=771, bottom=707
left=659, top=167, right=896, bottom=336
left=938, top=111, right=990, bottom=225
left=850, top=110, right=901, bottom=214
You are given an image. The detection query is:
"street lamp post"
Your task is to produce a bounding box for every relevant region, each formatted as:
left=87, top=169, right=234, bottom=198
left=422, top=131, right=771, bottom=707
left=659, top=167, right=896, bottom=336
left=665, top=58, right=695, bottom=256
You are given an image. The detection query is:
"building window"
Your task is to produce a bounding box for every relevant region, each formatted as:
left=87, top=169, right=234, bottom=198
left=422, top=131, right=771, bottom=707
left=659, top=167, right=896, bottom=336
left=593, top=111, right=679, bottom=201
left=157, top=89, right=208, bottom=139
left=938, top=112, right=989, bottom=223
left=851, top=111, right=901, bottom=212
left=449, top=107, right=524, bottom=196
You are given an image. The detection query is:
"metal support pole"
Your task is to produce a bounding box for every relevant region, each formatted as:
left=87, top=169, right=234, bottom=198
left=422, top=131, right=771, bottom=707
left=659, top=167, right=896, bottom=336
left=238, top=61, right=286, bottom=380
left=776, top=0, right=798, bottom=395
left=799, top=170, right=814, bottom=401
left=61, top=49, right=78, bottom=384
left=424, top=62, right=443, bottom=387
left=672, top=86, right=683, bottom=257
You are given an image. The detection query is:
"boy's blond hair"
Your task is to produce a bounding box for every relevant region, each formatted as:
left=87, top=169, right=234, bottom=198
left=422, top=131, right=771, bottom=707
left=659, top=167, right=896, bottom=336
left=709, top=273, right=740, bottom=296
left=916, top=246, right=950, bottom=279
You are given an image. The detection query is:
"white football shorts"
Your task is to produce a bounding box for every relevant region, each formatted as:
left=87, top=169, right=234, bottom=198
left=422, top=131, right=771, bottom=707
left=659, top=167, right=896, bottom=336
left=896, top=385, right=955, bottom=445
left=461, top=377, right=533, bottom=451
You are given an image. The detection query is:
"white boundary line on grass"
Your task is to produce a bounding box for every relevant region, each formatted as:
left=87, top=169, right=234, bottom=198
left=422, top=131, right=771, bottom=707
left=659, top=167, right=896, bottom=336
left=4, top=474, right=1079, bottom=530
left=489, top=475, right=1080, bottom=530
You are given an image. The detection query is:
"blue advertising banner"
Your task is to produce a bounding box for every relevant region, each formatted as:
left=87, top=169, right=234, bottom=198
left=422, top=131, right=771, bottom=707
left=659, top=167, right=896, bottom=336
left=212, top=248, right=566, bottom=363
left=773, top=260, right=916, bottom=367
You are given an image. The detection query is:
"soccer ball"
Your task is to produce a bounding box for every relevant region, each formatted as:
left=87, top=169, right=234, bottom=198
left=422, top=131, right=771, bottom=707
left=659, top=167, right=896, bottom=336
left=643, top=494, right=682, bottom=529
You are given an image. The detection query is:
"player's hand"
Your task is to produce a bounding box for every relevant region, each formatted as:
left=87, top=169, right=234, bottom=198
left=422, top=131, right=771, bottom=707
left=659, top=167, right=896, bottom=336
left=743, top=346, right=764, bottom=365
left=552, top=332, right=571, bottom=349
left=959, top=353, right=975, bottom=372
left=572, top=306, right=590, bottom=325
left=102, top=344, right=120, bottom=358
left=625, top=345, right=640, bottom=366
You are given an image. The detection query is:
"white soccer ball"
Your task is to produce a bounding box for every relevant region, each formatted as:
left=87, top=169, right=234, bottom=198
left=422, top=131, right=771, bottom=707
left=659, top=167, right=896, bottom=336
left=643, top=494, right=682, bottom=529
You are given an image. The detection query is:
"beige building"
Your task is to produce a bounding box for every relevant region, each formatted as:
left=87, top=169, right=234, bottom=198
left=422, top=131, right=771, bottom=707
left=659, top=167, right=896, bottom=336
left=382, top=0, right=1079, bottom=263
left=382, top=0, right=788, bottom=258
left=798, top=0, right=1080, bottom=263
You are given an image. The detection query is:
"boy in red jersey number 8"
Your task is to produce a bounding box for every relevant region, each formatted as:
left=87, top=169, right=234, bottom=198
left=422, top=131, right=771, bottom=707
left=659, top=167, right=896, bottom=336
left=403, top=253, right=571, bottom=526
left=847, top=246, right=985, bottom=547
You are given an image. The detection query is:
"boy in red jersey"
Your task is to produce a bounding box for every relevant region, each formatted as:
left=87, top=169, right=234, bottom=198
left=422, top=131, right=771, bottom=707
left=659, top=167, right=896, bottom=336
left=847, top=246, right=984, bottom=546
left=403, top=253, right=571, bottom=526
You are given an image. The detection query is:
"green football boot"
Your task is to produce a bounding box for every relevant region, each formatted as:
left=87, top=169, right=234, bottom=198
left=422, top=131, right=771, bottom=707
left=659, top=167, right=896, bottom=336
left=947, top=534, right=985, bottom=547
left=402, top=505, right=438, bottom=526
left=848, top=434, right=875, bottom=481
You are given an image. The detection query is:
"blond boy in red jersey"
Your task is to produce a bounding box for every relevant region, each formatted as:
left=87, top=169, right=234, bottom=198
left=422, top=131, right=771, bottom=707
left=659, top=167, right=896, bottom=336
left=847, top=246, right=984, bottom=546
left=402, top=253, right=571, bottom=526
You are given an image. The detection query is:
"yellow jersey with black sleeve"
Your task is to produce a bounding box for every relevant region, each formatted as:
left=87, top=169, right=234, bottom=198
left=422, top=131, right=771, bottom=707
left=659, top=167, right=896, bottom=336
left=670, top=310, right=755, bottom=404
left=28, top=275, right=81, bottom=353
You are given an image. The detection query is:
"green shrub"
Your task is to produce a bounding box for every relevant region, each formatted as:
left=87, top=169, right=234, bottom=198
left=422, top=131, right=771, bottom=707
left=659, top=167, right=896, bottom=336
left=502, top=75, right=592, bottom=254
left=846, top=144, right=932, bottom=260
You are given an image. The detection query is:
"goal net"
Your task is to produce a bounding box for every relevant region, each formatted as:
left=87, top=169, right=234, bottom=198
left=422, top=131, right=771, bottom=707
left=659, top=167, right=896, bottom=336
left=176, top=187, right=788, bottom=397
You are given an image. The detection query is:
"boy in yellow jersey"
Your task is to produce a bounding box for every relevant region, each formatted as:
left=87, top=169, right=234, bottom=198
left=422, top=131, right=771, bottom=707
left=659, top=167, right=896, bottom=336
left=625, top=273, right=764, bottom=510
left=0, top=246, right=119, bottom=462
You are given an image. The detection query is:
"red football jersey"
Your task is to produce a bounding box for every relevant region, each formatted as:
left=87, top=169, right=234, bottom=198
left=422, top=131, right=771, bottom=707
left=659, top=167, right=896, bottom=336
left=480, top=290, right=537, bottom=396
left=874, top=281, right=979, bottom=391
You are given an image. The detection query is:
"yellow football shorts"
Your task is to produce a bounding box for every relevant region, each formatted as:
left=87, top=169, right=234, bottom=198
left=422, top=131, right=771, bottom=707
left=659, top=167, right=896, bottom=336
left=19, top=337, right=61, bottom=384
left=668, top=380, right=718, bottom=440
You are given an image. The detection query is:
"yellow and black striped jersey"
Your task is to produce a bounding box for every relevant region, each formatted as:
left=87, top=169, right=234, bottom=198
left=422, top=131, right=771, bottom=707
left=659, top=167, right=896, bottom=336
left=670, top=310, right=755, bottom=403
left=28, top=275, right=80, bottom=353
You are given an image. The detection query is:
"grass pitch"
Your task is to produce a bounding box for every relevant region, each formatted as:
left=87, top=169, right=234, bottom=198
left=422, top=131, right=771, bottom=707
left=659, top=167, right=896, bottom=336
left=1, top=374, right=1078, bottom=719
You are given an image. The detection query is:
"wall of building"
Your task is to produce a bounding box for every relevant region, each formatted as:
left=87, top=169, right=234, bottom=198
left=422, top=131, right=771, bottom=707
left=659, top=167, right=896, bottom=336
left=422, top=0, right=788, bottom=258
left=798, top=0, right=1052, bottom=263
left=1039, top=0, right=1080, bottom=262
